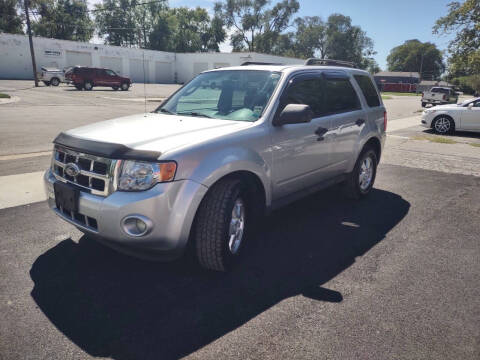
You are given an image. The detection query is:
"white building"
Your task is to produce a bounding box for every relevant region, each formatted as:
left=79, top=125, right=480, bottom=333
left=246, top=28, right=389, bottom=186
left=0, top=33, right=303, bottom=84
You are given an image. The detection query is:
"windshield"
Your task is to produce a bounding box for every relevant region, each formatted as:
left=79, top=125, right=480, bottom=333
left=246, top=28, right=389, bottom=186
left=156, top=70, right=282, bottom=122
left=458, top=97, right=480, bottom=106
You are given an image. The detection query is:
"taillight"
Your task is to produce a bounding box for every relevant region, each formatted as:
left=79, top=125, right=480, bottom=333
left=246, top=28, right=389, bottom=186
left=384, top=111, right=387, bottom=131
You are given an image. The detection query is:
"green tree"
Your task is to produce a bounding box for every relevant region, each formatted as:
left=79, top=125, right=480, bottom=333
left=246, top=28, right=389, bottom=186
left=324, top=14, right=376, bottom=70
left=433, top=0, right=480, bottom=78
left=214, top=0, right=299, bottom=52
left=387, top=39, right=445, bottom=79
left=31, top=0, right=93, bottom=41
left=0, top=0, right=23, bottom=34
left=149, top=7, right=225, bottom=52
left=95, top=0, right=167, bottom=47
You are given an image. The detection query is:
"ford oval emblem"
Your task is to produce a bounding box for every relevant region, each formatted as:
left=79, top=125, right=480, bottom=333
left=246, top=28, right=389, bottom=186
left=64, top=163, right=80, bottom=177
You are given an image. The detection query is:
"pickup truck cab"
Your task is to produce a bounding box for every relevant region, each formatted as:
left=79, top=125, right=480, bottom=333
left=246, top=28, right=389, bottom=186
left=422, top=87, right=458, bottom=107
left=44, top=59, right=386, bottom=271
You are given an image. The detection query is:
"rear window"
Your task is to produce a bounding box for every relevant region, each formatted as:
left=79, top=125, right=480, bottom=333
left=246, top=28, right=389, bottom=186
left=324, top=78, right=361, bottom=114
left=354, top=75, right=381, bottom=107
left=431, top=88, right=449, bottom=94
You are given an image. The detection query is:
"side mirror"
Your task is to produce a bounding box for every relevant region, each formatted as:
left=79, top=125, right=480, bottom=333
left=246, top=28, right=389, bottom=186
left=273, top=104, right=314, bottom=126
left=468, top=103, right=474, bottom=109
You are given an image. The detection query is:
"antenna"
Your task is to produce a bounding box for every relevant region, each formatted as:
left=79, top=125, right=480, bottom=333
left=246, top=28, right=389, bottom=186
left=142, top=50, right=147, bottom=117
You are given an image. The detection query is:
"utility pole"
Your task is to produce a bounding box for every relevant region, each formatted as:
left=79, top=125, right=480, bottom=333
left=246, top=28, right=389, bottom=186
left=416, top=52, right=424, bottom=95
left=24, top=0, right=39, bottom=87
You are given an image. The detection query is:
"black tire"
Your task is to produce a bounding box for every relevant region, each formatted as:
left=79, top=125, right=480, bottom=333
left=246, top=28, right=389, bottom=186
left=112, top=86, right=119, bottom=91
left=84, top=81, right=93, bottom=91
left=43, top=81, right=51, bottom=86
left=75, top=84, right=83, bottom=90
left=121, top=82, right=129, bottom=91
left=421, top=102, right=426, bottom=107
left=343, top=147, right=378, bottom=200
left=194, top=178, right=249, bottom=272
left=50, top=77, right=60, bottom=86
left=432, top=115, right=454, bottom=134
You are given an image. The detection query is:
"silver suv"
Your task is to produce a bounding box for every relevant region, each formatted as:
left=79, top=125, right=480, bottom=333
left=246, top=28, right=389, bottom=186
left=44, top=59, right=386, bottom=271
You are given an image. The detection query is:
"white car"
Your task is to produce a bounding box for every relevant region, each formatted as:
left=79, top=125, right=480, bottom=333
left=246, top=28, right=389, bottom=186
left=421, top=97, right=480, bottom=134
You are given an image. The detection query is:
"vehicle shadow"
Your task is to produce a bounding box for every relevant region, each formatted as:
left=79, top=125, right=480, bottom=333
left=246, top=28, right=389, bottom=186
left=30, top=187, right=409, bottom=360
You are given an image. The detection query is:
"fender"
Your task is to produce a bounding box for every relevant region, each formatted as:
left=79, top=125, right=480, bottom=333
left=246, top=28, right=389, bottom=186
left=186, top=146, right=272, bottom=208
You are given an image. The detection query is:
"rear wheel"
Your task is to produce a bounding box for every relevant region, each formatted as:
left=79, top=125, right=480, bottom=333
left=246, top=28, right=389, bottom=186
left=84, top=81, right=93, bottom=91
left=343, top=147, right=378, bottom=200
left=74, top=84, right=83, bottom=90
left=194, top=178, right=249, bottom=272
left=50, top=77, right=60, bottom=86
left=433, top=116, right=454, bottom=134
left=43, top=81, right=51, bottom=86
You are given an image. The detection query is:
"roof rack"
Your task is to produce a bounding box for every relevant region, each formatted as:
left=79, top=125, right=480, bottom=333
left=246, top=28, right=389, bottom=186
left=240, top=61, right=283, bottom=66
left=304, top=58, right=356, bottom=68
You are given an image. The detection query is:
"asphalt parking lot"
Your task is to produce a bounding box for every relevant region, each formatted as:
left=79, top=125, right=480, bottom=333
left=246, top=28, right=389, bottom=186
left=1, top=80, right=480, bottom=359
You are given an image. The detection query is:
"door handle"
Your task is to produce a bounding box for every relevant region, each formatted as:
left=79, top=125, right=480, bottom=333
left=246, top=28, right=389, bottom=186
left=356, top=118, right=365, bottom=126
left=315, top=127, right=328, bottom=141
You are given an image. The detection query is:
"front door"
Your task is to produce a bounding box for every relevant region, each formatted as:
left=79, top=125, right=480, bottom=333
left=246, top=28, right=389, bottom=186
left=271, top=73, right=335, bottom=199
left=461, top=99, right=480, bottom=130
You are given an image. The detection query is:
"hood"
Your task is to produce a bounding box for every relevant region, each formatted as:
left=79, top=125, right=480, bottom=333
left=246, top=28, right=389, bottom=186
left=63, top=113, right=252, bottom=155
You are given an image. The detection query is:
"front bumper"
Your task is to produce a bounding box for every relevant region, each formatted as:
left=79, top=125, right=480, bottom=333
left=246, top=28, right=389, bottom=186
left=421, top=112, right=433, bottom=128
left=44, top=169, right=208, bottom=260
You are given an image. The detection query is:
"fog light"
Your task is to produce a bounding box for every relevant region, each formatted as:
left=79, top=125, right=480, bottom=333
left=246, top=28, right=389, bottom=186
left=121, top=215, right=153, bottom=237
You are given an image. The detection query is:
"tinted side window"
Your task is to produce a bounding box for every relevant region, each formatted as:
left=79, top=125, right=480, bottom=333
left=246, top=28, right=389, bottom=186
left=325, top=78, right=361, bottom=114
left=354, top=75, right=381, bottom=107
left=283, top=78, right=324, bottom=116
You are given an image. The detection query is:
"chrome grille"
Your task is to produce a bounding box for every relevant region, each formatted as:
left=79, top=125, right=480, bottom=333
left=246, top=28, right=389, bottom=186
left=52, top=145, right=119, bottom=196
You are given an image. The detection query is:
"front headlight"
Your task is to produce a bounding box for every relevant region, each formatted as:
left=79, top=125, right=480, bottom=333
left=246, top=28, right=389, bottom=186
left=118, top=160, right=177, bottom=191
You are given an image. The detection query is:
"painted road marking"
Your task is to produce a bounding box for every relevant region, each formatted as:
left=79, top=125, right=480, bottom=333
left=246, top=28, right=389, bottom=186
left=0, top=151, right=52, bottom=161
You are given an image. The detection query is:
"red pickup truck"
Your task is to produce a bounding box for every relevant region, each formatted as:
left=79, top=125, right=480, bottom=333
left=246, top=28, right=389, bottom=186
left=66, top=67, right=131, bottom=91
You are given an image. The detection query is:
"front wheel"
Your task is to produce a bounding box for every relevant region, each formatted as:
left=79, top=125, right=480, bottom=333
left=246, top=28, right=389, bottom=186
left=433, top=116, right=454, bottom=134
left=121, top=82, right=129, bottom=91
left=112, top=86, right=119, bottom=91
left=194, top=179, right=248, bottom=272
left=343, top=148, right=378, bottom=200
left=50, top=77, right=60, bottom=86
left=421, top=101, right=426, bottom=107
left=74, top=84, right=83, bottom=90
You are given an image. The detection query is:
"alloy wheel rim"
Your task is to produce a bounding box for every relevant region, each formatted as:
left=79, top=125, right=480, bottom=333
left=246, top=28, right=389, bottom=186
left=359, top=156, right=374, bottom=191
left=228, top=198, right=245, bottom=254
left=85, top=83, right=92, bottom=90
left=435, top=117, right=450, bottom=133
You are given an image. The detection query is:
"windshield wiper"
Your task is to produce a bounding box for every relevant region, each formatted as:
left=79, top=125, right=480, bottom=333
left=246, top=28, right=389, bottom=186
left=158, top=108, right=175, bottom=115
left=177, top=111, right=214, bottom=118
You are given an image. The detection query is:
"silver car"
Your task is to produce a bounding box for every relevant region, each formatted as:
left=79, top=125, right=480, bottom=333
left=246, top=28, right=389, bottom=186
left=44, top=60, right=386, bottom=271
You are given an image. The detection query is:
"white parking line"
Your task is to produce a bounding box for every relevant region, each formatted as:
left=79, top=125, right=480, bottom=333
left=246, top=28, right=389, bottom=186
left=0, top=151, right=52, bottom=161
left=0, top=171, right=46, bottom=210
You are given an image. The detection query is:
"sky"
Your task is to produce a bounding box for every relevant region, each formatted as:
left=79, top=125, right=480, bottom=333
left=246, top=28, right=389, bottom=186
left=88, top=0, right=458, bottom=70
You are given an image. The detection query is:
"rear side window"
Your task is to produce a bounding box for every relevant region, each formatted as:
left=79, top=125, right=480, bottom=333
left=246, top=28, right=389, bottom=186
left=284, top=79, right=325, bottom=116
left=324, top=78, right=361, bottom=114
left=354, top=75, right=381, bottom=107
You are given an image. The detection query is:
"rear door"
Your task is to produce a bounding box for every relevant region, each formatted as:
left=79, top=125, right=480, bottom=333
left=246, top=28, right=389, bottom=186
left=324, top=72, right=366, bottom=174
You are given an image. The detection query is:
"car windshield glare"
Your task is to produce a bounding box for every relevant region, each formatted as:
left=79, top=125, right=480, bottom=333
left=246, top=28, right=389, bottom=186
left=156, top=70, right=282, bottom=122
